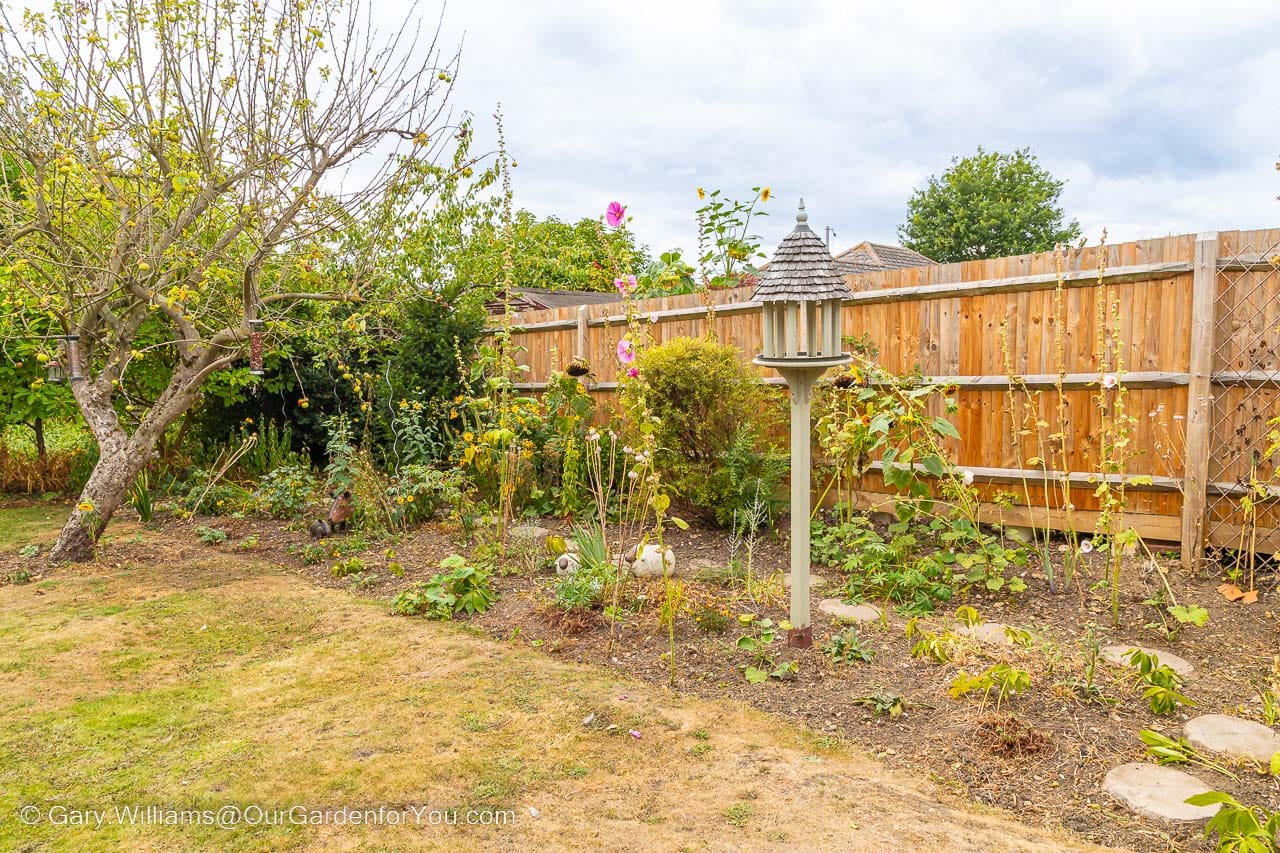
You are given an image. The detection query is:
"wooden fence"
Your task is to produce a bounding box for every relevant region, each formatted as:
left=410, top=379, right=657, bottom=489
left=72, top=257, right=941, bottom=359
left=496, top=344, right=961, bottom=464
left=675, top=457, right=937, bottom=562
left=495, top=229, right=1280, bottom=563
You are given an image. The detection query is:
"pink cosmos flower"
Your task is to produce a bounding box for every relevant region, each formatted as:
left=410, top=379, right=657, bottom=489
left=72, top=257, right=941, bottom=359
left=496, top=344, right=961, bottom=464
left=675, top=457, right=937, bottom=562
left=614, top=274, right=637, bottom=294
left=605, top=201, right=626, bottom=227
left=616, top=338, right=635, bottom=364
left=627, top=366, right=639, bottom=378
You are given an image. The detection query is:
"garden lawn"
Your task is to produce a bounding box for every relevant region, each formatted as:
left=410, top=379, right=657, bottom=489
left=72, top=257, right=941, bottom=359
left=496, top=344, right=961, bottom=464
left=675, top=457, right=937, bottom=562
left=0, top=530, right=1109, bottom=850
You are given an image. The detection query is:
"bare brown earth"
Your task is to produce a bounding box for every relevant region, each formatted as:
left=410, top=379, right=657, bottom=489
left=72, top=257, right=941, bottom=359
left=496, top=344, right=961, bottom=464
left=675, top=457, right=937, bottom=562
left=0, top=507, right=1112, bottom=852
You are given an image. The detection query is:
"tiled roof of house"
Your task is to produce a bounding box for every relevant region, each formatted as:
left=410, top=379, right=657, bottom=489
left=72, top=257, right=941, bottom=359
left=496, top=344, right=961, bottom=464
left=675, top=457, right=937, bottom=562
left=833, top=242, right=935, bottom=275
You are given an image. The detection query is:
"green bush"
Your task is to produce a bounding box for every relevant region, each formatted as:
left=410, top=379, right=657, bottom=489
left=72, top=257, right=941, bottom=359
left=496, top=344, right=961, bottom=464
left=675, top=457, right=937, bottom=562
left=253, top=462, right=320, bottom=519
left=387, top=464, right=466, bottom=527
left=392, top=554, right=494, bottom=619
left=634, top=337, right=786, bottom=529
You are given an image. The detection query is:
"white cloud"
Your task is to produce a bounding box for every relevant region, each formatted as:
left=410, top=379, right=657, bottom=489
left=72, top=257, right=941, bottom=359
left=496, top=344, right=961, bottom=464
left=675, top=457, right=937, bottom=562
left=421, top=0, right=1280, bottom=261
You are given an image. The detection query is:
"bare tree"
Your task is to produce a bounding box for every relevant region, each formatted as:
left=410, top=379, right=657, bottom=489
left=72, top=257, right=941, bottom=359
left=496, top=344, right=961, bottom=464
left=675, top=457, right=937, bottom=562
left=0, top=0, right=461, bottom=560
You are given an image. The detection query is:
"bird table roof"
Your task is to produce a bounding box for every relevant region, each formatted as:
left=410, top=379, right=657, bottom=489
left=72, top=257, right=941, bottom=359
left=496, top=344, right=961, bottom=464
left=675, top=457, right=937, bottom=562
left=751, top=200, right=854, bottom=303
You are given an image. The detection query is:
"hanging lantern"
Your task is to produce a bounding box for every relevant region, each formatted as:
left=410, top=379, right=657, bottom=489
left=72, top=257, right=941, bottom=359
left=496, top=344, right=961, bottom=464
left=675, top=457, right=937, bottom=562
left=46, top=358, right=65, bottom=384
left=248, top=319, right=265, bottom=376
left=62, top=335, right=83, bottom=382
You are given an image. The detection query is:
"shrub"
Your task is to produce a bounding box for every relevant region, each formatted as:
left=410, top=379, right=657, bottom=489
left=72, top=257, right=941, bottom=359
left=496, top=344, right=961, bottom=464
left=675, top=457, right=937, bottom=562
left=384, top=296, right=485, bottom=423
left=253, top=462, right=320, bottom=519
left=392, top=554, right=494, bottom=619
left=387, top=465, right=466, bottom=527
left=634, top=337, right=785, bottom=528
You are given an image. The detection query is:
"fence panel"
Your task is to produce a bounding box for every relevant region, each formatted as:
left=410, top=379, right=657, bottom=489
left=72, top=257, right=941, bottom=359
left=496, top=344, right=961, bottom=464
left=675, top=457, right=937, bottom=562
left=493, top=229, right=1280, bottom=556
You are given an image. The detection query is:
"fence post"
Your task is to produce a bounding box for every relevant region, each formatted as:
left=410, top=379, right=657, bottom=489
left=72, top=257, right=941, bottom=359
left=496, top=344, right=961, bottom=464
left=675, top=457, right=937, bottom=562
left=575, top=305, right=588, bottom=360
left=1180, top=232, right=1217, bottom=571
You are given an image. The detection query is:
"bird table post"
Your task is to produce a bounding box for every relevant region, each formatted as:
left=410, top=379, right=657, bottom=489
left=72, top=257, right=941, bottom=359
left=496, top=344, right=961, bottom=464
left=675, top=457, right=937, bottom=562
left=752, top=200, right=852, bottom=649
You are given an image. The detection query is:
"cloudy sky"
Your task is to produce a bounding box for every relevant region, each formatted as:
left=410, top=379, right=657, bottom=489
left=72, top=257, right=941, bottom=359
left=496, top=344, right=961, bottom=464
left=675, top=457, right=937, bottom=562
left=430, top=0, right=1280, bottom=261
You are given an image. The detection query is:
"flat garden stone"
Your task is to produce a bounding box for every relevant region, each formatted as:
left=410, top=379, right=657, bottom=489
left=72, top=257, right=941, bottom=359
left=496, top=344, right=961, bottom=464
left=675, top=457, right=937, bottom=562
left=1101, top=644, right=1195, bottom=677
left=1003, top=525, right=1036, bottom=544
left=1185, top=715, right=1280, bottom=764
left=958, top=622, right=1014, bottom=645
left=818, top=599, right=882, bottom=623
left=509, top=524, right=550, bottom=546
left=783, top=573, right=827, bottom=589
left=1102, top=763, right=1219, bottom=822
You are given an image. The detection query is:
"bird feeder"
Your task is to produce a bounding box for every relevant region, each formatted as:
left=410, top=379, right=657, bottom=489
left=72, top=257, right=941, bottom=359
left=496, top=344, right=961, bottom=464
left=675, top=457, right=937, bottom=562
left=63, top=334, right=83, bottom=382
left=752, top=199, right=853, bottom=648
left=248, top=318, right=265, bottom=376
left=46, top=358, right=64, bottom=384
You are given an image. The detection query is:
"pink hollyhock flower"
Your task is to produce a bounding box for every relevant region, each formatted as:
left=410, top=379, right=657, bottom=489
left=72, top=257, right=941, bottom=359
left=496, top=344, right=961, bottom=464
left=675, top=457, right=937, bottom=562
left=627, top=366, right=639, bottom=378
left=616, top=338, right=635, bottom=364
left=614, top=274, right=637, bottom=294
left=1101, top=373, right=1118, bottom=389
left=605, top=201, right=626, bottom=227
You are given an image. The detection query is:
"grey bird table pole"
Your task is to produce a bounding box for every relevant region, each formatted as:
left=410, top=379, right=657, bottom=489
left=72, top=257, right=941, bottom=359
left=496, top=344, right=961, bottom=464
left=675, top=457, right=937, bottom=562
left=751, top=200, right=853, bottom=649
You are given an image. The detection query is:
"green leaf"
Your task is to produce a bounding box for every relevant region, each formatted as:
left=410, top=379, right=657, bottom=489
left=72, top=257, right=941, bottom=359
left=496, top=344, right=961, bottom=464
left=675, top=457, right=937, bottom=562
left=1168, top=605, right=1209, bottom=627
left=744, top=667, right=768, bottom=684
left=1184, top=791, right=1237, bottom=807
left=930, top=417, right=961, bottom=440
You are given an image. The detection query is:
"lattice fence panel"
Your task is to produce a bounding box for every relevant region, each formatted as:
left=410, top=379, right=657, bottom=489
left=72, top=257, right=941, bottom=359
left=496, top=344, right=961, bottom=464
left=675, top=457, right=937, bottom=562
left=1206, top=239, right=1280, bottom=554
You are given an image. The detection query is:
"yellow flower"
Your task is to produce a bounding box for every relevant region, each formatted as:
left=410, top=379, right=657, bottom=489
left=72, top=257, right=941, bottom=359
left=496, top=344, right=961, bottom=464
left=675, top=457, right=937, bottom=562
left=449, top=409, right=458, bottom=419
left=463, top=431, right=475, bottom=442
left=399, top=399, right=409, bottom=409
left=760, top=187, right=771, bottom=202
left=77, top=500, right=95, bottom=513
left=696, top=188, right=705, bottom=200
left=405, top=495, right=414, bottom=503
left=243, top=417, right=254, bottom=425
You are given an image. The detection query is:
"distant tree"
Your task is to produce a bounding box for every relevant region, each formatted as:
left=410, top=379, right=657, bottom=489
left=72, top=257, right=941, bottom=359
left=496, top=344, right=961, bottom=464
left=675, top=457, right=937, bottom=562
left=458, top=211, right=648, bottom=293
left=898, top=148, right=1082, bottom=263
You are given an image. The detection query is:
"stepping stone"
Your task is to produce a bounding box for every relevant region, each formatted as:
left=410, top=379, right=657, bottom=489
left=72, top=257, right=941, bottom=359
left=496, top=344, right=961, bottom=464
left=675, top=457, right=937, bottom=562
left=783, top=573, right=827, bottom=589
left=818, top=599, right=882, bottom=623
left=958, top=622, right=1014, bottom=645
left=1103, top=763, right=1219, bottom=822
left=1101, top=644, right=1195, bottom=677
left=509, top=524, right=550, bottom=546
left=1185, top=715, right=1280, bottom=764
left=1003, top=525, right=1036, bottom=544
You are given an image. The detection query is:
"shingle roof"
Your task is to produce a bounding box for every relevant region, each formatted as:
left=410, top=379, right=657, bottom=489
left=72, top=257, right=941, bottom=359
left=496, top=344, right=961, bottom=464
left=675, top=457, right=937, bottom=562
left=751, top=201, right=854, bottom=303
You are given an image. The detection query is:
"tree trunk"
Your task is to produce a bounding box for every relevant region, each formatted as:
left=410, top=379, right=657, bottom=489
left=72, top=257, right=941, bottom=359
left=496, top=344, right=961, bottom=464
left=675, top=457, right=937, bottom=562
left=32, top=417, right=46, bottom=460
left=49, top=367, right=202, bottom=563
left=48, top=433, right=143, bottom=561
